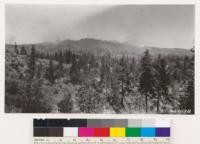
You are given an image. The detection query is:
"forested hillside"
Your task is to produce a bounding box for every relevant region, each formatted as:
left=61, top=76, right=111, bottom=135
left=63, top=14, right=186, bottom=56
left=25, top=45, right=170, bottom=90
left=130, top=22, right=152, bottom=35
left=7, top=38, right=192, bottom=56
left=5, top=39, right=194, bottom=114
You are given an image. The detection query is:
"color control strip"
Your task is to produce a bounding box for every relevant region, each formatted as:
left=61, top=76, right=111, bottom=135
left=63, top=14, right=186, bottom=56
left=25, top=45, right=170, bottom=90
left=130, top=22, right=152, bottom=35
left=34, top=119, right=171, bottom=137
left=34, top=127, right=170, bottom=137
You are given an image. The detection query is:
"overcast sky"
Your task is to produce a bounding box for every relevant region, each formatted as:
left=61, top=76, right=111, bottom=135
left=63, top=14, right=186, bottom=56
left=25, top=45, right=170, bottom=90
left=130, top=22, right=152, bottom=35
left=6, top=4, right=194, bottom=49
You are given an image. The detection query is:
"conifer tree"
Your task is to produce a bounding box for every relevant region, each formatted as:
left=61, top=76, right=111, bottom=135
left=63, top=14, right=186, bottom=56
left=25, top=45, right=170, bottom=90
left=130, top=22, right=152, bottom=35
left=54, top=51, right=64, bottom=79
left=36, top=63, right=43, bottom=78
left=46, top=59, right=55, bottom=84
left=65, top=49, right=72, bottom=64
left=154, top=55, right=169, bottom=113
left=20, top=46, right=27, bottom=55
left=110, top=72, right=122, bottom=113
left=59, top=51, right=63, bottom=64
left=70, top=55, right=80, bottom=84
left=14, top=42, right=19, bottom=54
left=139, top=49, right=155, bottom=113
left=100, top=54, right=111, bottom=98
left=117, top=54, right=130, bottom=98
left=28, top=45, right=36, bottom=79
left=130, top=56, right=136, bottom=74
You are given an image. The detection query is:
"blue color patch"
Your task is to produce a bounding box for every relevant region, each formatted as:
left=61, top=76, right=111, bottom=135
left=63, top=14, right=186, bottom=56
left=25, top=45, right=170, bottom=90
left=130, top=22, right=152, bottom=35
left=140, top=128, right=155, bottom=137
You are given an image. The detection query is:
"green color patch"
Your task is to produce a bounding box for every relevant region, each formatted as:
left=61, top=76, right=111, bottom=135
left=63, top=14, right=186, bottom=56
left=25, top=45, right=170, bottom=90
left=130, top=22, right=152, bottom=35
left=126, top=128, right=141, bottom=137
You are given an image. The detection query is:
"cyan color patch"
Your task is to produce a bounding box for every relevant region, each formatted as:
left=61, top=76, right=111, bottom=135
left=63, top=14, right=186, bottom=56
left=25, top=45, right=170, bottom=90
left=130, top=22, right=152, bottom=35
left=140, top=128, right=155, bottom=137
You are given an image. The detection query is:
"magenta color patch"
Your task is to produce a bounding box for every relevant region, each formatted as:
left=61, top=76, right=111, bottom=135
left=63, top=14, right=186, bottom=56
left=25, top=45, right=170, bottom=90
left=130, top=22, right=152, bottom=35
left=78, top=128, right=95, bottom=137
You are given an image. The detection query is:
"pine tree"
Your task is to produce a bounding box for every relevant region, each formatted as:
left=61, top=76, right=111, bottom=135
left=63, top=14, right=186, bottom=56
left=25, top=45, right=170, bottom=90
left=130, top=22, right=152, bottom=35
left=130, top=57, right=136, bottom=75
left=55, top=51, right=64, bottom=79
left=89, top=54, right=96, bottom=68
left=100, top=56, right=107, bottom=82
left=59, top=51, right=63, bottom=64
left=139, top=49, right=155, bottom=113
left=65, top=49, right=72, bottom=64
left=28, top=45, right=36, bottom=79
left=117, top=55, right=131, bottom=98
left=110, top=72, right=122, bottom=113
left=36, top=63, right=43, bottom=78
left=54, top=52, right=58, bottom=61
left=14, top=42, right=19, bottom=54
left=172, top=56, right=182, bottom=82
left=45, top=53, right=50, bottom=59
left=107, top=55, right=132, bottom=113
left=46, top=59, right=55, bottom=84
left=182, top=55, right=189, bottom=81
left=70, top=55, right=80, bottom=84
left=129, top=56, right=136, bottom=87
left=20, top=46, right=27, bottom=55
left=154, top=55, right=170, bottom=113
left=100, top=53, right=111, bottom=98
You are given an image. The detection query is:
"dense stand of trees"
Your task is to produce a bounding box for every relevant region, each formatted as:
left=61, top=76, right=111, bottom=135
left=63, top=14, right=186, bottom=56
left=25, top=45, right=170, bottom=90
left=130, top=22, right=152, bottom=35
left=179, top=47, right=194, bottom=114
left=5, top=43, right=194, bottom=114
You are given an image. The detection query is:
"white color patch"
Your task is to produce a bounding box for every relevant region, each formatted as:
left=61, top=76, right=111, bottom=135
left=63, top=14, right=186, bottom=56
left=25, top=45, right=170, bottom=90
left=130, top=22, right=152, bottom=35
left=155, top=119, right=171, bottom=127
left=63, top=127, right=78, bottom=137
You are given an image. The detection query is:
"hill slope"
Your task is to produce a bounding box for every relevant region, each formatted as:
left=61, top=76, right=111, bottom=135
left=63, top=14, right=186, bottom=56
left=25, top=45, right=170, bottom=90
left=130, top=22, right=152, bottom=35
left=6, top=38, right=192, bottom=56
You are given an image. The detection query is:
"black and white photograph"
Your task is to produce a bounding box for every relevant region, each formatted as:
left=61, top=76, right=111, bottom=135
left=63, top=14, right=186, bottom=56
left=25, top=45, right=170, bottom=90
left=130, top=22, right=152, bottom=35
left=5, top=4, right=194, bottom=114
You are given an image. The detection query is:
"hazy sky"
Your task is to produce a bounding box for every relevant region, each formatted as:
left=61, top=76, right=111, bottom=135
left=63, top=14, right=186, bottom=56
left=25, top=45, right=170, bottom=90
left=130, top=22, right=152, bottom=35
left=6, top=4, right=194, bottom=49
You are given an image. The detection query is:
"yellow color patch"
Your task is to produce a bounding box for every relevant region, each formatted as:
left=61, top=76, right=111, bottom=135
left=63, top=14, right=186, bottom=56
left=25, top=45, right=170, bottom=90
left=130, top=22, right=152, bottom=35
left=110, top=127, right=125, bottom=137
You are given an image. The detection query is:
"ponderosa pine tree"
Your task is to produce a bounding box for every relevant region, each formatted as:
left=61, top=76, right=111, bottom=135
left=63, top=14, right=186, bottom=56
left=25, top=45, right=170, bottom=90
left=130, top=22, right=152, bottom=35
left=117, top=55, right=132, bottom=98
left=100, top=56, right=107, bottom=82
left=65, top=49, right=72, bottom=64
left=14, top=42, right=19, bottom=54
left=46, top=59, right=55, bottom=84
left=55, top=51, right=64, bottom=79
left=110, top=71, right=122, bottom=113
left=130, top=57, right=136, bottom=76
left=36, top=62, right=43, bottom=78
left=89, top=54, right=96, bottom=68
left=182, top=56, right=189, bottom=81
left=139, top=49, right=155, bottom=113
left=118, top=55, right=126, bottom=98
left=70, top=54, right=80, bottom=84
left=100, top=54, right=111, bottom=98
left=154, top=54, right=170, bottom=113
left=20, top=46, right=27, bottom=55
left=28, top=45, right=36, bottom=79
